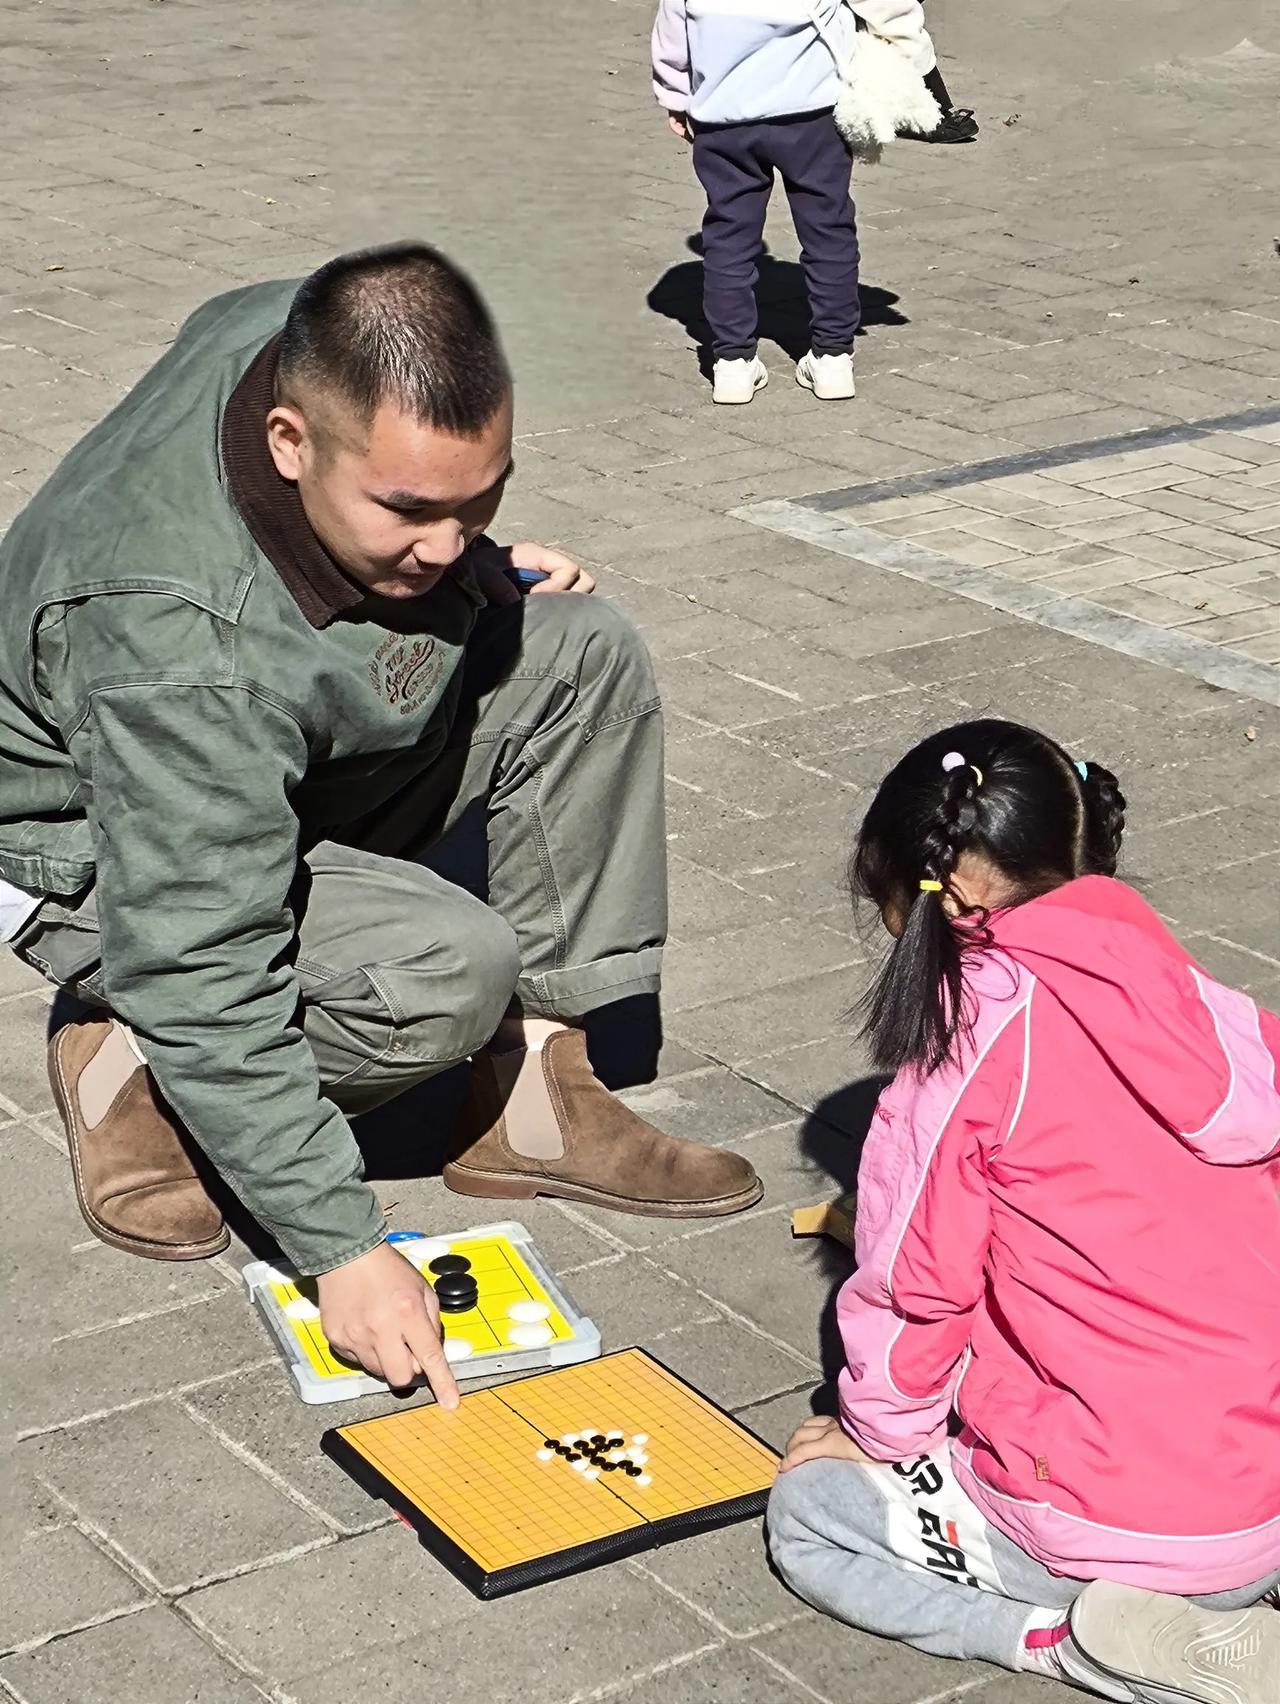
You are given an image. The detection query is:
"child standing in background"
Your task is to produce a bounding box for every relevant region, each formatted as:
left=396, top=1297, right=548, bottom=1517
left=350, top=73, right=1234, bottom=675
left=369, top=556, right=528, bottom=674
left=651, top=0, right=940, bottom=404
left=768, top=720, right=1280, bottom=1703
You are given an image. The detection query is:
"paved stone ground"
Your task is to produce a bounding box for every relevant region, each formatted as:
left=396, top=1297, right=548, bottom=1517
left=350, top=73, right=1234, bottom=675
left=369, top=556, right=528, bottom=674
left=3, top=0, right=1280, bottom=1699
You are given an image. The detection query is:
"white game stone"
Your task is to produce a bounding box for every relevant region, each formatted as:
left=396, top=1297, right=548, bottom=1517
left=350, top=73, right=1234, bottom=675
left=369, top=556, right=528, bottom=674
left=631, top=1433, right=649, bottom=1446
left=562, top=1432, right=578, bottom=1445
left=631, top=1450, right=648, bottom=1466
left=507, top=1321, right=554, bottom=1348
left=506, top=1299, right=551, bottom=1324
left=442, top=1337, right=474, bottom=1363
left=536, top=1448, right=554, bottom=1462
left=636, top=1474, right=652, bottom=1487
left=407, top=1238, right=453, bottom=1264
left=572, top=1458, right=588, bottom=1473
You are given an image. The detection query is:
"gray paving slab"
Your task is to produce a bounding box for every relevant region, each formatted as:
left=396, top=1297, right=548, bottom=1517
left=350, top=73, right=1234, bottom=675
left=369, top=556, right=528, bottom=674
left=26, top=1401, right=332, bottom=1591
left=0, top=1522, right=149, bottom=1656
left=597, top=1645, right=820, bottom=1704
left=616, top=1068, right=797, bottom=1148
left=0, top=1606, right=267, bottom=1704
left=752, top=1618, right=1031, bottom=1704
left=630, top=1315, right=815, bottom=1410
left=632, top=1518, right=815, bottom=1638
left=8, top=1129, right=230, bottom=1351
left=16, top=1288, right=274, bottom=1439
left=182, top=1524, right=480, bottom=1685
left=247, top=1565, right=715, bottom=1704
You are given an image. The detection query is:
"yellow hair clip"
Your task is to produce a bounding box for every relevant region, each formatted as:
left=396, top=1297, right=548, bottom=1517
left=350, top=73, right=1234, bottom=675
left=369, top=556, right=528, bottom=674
left=919, top=879, right=944, bottom=893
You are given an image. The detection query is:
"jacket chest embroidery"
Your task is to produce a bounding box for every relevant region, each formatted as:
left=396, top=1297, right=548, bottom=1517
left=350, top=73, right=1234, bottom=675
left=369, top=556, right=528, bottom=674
left=367, top=633, right=443, bottom=715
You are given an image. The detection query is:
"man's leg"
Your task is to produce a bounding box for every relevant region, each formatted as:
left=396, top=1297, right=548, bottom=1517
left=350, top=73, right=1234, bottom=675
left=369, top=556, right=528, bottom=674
left=293, top=840, right=521, bottom=1113
left=16, top=893, right=232, bottom=1260
left=348, top=593, right=761, bottom=1217
left=19, top=850, right=524, bottom=1258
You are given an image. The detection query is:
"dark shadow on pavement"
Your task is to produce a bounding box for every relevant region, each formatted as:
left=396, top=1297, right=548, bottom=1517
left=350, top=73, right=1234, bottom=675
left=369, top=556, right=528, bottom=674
left=793, top=1072, right=892, bottom=1415
left=648, top=234, right=908, bottom=377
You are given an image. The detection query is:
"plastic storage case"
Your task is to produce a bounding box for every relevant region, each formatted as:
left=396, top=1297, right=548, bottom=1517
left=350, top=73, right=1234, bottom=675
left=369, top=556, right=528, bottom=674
left=244, top=1220, right=601, bottom=1404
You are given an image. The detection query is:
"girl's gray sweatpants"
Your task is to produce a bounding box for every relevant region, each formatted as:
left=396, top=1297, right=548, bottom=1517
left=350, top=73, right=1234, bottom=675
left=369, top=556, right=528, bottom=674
left=767, top=1449, right=1280, bottom=1672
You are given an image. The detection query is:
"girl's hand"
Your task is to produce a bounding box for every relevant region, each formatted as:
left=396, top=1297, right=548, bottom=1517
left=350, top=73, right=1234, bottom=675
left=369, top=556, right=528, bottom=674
left=779, top=1415, right=879, bottom=1473
left=667, top=112, right=692, bottom=142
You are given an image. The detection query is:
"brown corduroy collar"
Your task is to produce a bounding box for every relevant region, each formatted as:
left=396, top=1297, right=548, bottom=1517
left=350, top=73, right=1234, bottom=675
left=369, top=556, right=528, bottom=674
left=220, top=333, right=364, bottom=628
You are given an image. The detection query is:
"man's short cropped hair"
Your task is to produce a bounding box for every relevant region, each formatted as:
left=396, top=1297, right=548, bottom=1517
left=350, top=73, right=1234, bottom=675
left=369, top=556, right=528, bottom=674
left=277, top=242, right=511, bottom=439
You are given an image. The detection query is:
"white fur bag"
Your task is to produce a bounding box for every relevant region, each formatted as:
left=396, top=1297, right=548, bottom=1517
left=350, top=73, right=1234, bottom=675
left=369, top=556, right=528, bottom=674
left=834, top=30, right=942, bottom=162
left=810, top=6, right=943, bottom=164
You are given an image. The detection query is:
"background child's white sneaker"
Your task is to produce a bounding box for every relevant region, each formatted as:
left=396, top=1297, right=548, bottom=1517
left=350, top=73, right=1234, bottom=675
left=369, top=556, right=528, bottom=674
left=796, top=350, right=855, bottom=400
left=1068, top=1580, right=1280, bottom=1703
left=712, top=355, right=768, bottom=405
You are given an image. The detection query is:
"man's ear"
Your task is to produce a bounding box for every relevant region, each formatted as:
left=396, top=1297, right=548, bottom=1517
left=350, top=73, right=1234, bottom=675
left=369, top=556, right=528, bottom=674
left=266, top=404, right=309, bottom=483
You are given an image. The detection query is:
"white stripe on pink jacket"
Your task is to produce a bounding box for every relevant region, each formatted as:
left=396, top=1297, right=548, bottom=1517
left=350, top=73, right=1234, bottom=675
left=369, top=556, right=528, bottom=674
left=838, top=876, right=1280, bottom=1592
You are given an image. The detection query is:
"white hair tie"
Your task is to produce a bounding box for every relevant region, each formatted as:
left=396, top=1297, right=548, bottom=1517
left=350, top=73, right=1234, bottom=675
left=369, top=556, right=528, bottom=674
left=942, top=751, right=983, bottom=787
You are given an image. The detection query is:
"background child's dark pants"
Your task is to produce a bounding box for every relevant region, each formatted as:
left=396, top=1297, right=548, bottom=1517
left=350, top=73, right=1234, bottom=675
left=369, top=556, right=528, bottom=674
left=691, top=110, right=860, bottom=362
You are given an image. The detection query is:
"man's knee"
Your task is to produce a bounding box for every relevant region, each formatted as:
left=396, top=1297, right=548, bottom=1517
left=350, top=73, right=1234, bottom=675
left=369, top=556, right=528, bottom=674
left=389, top=903, right=520, bottom=1067
left=524, top=595, right=659, bottom=721
left=442, top=907, right=522, bottom=1058
left=310, top=900, right=520, bottom=1105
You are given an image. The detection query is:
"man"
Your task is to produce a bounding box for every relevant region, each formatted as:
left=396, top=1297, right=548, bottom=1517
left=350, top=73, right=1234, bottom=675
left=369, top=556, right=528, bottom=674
left=0, top=243, right=761, bottom=1405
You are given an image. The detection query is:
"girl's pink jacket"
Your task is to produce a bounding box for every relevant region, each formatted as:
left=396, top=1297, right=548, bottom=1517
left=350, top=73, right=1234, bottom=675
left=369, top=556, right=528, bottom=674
left=839, top=876, right=1280, bottom=1592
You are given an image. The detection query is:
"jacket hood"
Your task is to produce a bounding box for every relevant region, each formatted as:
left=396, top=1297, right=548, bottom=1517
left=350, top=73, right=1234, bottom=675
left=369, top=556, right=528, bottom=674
left=988, top=877, right=1280, bottom=1167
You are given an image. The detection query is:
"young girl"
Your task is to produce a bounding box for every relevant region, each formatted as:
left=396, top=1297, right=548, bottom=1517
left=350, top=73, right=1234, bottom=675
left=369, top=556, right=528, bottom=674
left=653, top=0, right=948, bottom=405
left=768, top=720, right=1280, bottom=1702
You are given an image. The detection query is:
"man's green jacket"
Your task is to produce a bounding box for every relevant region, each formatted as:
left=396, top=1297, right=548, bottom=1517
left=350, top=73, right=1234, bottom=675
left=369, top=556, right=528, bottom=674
left=0, top=281, right=488, bottom=1274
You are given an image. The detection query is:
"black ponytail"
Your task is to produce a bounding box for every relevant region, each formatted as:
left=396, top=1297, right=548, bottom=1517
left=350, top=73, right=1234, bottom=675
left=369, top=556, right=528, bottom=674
left=851, top=720, right=1126, bottom=1077
left=854, top=759, right=986, bottom=1073
left=1077, top=761, right=1126, bottom=876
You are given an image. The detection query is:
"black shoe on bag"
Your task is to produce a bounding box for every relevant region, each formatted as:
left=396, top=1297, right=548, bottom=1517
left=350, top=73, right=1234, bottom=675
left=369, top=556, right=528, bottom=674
left=924, top=108, right=980, bottom=143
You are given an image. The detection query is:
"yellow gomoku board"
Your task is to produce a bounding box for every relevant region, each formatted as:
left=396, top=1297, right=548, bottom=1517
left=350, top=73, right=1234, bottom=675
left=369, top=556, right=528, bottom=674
left=244, top=1224, right=600, bottom=1403
left=320, top=1348, right=779, bottom=1597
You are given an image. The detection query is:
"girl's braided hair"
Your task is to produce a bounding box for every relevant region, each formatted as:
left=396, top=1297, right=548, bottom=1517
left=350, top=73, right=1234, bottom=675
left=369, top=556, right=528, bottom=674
left=851, top=720, right=1125, bottom=1075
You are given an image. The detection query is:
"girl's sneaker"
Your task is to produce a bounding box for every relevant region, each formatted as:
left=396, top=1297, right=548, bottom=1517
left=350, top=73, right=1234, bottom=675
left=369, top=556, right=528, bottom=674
left=796, top=351, right=855, bottom=401
left=712, top=355, right=768, bottom=405
left=1069, top=1580, right=1280, bottom=1703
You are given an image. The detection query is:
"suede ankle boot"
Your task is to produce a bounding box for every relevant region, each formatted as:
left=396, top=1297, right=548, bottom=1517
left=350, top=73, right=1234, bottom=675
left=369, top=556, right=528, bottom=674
left=48, top=1016, right=229, bottom=1260
left=445, top=1027, right=762, bottom=1218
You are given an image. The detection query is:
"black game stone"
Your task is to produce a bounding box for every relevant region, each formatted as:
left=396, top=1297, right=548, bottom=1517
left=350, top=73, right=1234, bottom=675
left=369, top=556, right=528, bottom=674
left=429, top=1254, right=472, bottom=1277
left=432, top=1271, right=480, bottom=1313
